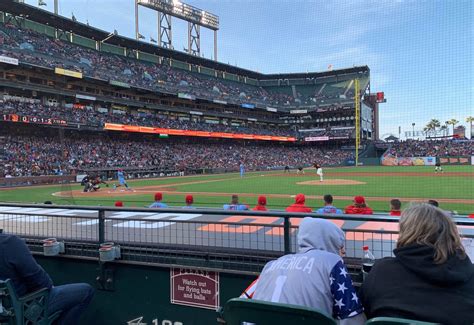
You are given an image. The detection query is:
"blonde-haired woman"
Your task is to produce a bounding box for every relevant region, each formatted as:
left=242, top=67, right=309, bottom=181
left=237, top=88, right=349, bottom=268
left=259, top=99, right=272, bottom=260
left=360, top=203, right=474, bottom=325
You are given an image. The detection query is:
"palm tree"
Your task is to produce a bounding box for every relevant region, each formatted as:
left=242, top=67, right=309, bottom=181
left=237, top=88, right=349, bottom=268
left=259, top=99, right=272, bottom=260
left=466, top=116, right=474, bottom=139
left=439, top=124, right=448, bottom=137
left=424, top=119, right=440, bottom=137
left=446, top=119, right=459, bottom=136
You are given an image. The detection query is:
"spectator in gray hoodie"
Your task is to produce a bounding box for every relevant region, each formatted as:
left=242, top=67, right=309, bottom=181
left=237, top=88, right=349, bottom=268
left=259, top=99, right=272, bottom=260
left=251, top=218, right=365, bottom=324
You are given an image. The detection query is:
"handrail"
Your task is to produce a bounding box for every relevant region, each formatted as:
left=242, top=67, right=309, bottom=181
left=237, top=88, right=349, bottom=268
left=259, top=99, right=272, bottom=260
left=1, top=202, right=472, bottom=224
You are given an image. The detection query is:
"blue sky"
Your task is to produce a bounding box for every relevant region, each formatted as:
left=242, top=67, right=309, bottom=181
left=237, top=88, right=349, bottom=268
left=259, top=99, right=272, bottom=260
left=24, top=0, right=473, bottom=138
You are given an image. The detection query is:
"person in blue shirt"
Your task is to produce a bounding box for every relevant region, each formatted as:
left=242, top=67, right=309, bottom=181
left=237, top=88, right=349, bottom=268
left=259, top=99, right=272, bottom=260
left=113, top=169, right=132, bottom=191
left=315, top=194, right=343, bottom=214
left=149, top=192, right=168, bottom=208
left=240, top=163, right=245, bottom=178
left=0, top=233, right=94, bottom=325
left=223, top=194, right=248, bottom=211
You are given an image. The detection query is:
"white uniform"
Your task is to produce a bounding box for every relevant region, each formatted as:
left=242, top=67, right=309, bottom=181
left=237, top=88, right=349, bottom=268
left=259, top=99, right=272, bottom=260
left=316, top=167, right=323, bottom=181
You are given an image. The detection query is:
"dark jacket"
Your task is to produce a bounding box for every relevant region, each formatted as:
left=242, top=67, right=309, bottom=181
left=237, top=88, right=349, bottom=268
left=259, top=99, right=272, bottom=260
left=361, top=244, right=474, bottom=325
left=0, top=234, right=53, bottom=297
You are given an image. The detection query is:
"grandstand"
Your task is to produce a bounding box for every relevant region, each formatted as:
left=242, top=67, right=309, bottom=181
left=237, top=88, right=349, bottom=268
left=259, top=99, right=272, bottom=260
left=0, top=1, right=473, bottom=324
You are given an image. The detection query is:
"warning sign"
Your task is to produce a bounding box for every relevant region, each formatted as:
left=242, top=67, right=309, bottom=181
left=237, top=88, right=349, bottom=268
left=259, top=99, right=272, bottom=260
left=170, top=268, right=219, bottom=310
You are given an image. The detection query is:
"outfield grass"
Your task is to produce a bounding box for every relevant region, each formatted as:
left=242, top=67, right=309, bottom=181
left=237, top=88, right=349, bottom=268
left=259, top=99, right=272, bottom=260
left=0, top=166, right=473, bottom=214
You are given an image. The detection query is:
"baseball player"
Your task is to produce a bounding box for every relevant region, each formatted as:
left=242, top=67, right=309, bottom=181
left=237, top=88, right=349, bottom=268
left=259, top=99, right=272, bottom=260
left=435, top=160, right=443, bottom=173
left=240, top=163, right=245, bottom=178
left=314, top=163, right=323, bottom=182
left=113, top=169, right=132, bottom=191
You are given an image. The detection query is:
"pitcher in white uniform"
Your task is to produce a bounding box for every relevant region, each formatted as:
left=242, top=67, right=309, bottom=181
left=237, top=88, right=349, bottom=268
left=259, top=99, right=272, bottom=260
left=315, top=163, right=323, bottom=182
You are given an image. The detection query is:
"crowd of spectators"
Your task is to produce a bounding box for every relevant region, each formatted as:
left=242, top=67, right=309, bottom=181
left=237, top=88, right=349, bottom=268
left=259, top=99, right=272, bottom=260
left=385, top=139, right=474, bottom=157
left=0, top=23, right=347, bottom=108
left=1, top=134, right=352, bottom=177
left=0, top=98, right=295, bottom=136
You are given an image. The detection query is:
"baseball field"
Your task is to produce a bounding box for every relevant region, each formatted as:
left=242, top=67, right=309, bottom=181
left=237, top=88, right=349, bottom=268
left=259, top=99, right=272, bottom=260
left=1, top=165, right=473, bottom=215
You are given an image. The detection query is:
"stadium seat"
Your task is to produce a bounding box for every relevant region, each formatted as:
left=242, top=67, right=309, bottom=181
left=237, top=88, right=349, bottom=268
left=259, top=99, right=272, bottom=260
left=366, top=317, right=439, bottom=325
left=0, top=279, right=61, bottom=325
left=217, top=298, right=336, bottom=325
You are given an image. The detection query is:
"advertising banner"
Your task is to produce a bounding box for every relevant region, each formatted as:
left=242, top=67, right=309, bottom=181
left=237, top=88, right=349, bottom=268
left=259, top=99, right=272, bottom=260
left=109, top=80, right=130, bottom=88
left=213, top=99, right=227, bottom=105
left=290, top=109, right=307, bottom=114
left=0, top=55, right=19, bottom=65
left=381, top=156, right=437, bottom=166
left=422, top=157, right=436, bottom=166
left=304, top=136, right=329, bottom=142
left=439, top=157, right=471, bottom=165
left=76, top=94, right=96, bottom=101
left=472, top=156, right=474, bottom=166
left=104, top=123, right=296, bottom=142
left=55, top=67, right=83, bottom=79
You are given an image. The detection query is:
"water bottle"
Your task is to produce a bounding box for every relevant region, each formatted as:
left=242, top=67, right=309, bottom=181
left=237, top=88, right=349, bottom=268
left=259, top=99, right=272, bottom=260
left=362, top=245, right=375, bottom=279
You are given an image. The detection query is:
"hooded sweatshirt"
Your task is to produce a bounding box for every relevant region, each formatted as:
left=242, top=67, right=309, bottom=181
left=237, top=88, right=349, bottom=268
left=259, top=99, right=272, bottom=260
left=285, top=194, right=312, bottom=213
left=252, top=218, right=364, bottom=323
left=344, top=205, right=373, bottom=215
left=361, top=244, right=474, bottom=325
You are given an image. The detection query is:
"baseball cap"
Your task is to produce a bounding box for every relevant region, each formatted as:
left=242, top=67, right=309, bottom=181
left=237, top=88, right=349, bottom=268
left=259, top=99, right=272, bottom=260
left=154, top=192, right=163, bottom=201
left=354, top=196, right=365, bottom=205
left=258, top=195, right=267, bottom=206
left=185, top=195, right=194, bottom=204
left=115, top=201, right=123, bottom=207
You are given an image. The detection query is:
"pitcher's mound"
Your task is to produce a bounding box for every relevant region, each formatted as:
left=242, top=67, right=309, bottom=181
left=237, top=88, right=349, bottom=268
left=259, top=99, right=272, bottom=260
left=297, top=179, right=366, bottom=186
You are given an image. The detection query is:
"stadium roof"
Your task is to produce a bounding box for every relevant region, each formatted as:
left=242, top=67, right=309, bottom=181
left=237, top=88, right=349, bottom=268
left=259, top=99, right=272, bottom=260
left=1, top=0, right=369, bottom=81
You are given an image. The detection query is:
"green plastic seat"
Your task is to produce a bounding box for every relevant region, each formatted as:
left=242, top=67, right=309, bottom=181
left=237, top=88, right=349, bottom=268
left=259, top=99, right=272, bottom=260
left=0, top=279, right=61, bottom=325
left=218, top=298, right=336, bottom=325
left=366, top=317, right=439, bottom=325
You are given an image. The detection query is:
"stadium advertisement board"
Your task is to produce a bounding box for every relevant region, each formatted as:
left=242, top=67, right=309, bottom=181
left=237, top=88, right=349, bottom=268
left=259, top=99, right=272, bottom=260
left=104, top=123, right=296, bottom=142
left=75, top=94, right=96, bottom=101
left=304, top=136, right=329, bottom=142
left=2, top=114, right=67, bottom=126
left=381, top=156, right=436, bottom=166
left=472, top=156, right=474, bottom=165
left=109, top=80, right=130, bottom=88
left=213, top=99, right=227, bottom=105
left=439, top=156, right=471, bottom=165
left=54, top=67, right=83, bottom=79
left=0, top=55, right=19, bottom=65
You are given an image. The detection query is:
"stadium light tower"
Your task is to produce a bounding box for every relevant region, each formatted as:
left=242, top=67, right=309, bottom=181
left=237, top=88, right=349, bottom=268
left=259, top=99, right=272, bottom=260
left=135, top=0, right=219, bottom=59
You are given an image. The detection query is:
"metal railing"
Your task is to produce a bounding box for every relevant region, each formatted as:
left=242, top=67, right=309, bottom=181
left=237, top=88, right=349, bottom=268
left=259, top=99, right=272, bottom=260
left=1, top=202, right=473, bottom=273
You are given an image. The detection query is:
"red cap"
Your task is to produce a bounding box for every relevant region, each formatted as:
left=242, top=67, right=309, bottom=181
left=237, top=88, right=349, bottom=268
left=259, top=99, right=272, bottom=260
left=295, top=193, right=306, bottom=204
left=185, top=195, right=194, bottom=204
left=114, top=201, right=123, bottom=207
left=362, top=245, right=369, bottom=251
left=354, top=196, right=366, bottom=205
left=258, top=196, right=267, bottom=206
left=154, top=192, right=163, bottom=201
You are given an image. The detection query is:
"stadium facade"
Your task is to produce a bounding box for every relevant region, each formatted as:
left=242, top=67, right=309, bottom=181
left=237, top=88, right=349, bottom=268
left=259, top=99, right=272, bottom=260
left=0, top=0, right=380, bottom=180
